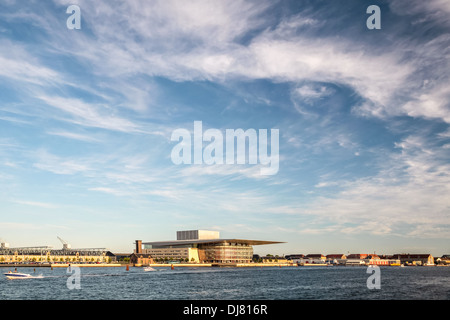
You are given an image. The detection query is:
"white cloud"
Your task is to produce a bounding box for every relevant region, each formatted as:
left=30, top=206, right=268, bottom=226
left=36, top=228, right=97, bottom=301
left=0, top=40, right=60, bottom=85
left=88, top=187, right=129, bottom=197
left=12, top=200, right=59, bottom=209
left=32, top=150, right=91, bottom=175
left=7, top=0, right=444, bottom=127
left=37, top=95, right=142, bottom=133
left=390, top=0, right=450, bottom=26
left=142, top=189, right=182, bottom=200
left=402, top=82, right=450, bottom=123
left=294, top=84, right=334, bottom=100
left=178, top=164, right=270, bottom=180
left=46, top=130, right=100, bottom=142
left=1, top=0, right=448, bottom=250
left=297, top=135, right=450, bottom=238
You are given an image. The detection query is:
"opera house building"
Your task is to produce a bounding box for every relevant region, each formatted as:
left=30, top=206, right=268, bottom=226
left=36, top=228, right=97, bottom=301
left=135, top=230, right=283, bottom=264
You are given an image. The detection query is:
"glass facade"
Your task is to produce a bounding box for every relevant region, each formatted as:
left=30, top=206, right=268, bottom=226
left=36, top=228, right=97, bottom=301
left=200, top=242, right=253, bottom=263
left=142, top=241, right=254, bottom=263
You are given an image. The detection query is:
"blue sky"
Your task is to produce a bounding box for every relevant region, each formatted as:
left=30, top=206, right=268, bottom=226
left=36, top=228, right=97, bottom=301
left=0, top=0, right=449, bottom=256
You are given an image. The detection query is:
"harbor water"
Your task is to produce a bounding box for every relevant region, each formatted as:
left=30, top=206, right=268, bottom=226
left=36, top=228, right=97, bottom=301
left=1, top=266, right=449, bottom=300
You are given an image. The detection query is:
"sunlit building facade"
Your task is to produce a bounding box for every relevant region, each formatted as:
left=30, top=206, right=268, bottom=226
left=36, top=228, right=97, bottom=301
left=137, top=230, right=283, bottom=263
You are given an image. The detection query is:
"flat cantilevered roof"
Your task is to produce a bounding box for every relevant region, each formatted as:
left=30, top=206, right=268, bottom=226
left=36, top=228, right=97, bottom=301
left=142, top=239, right=284, bottom=247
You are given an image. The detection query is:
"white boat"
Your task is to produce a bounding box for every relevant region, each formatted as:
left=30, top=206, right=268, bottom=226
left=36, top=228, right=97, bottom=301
left=4, top=272, right=33, bottom=279
left=143, top=267, right=156, bottom=272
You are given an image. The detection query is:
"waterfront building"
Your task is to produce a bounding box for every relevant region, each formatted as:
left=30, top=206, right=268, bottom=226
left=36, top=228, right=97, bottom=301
left=130, top=252, right=153, bottom=265
left=111, top=253, right=133, bottom=262
left=347, top=253, right=379, bottom=260
left=260, top=255, right=289, bottom=263
left=341, top=254, right=374, bottom=266
left=326, top=254, right=346, bottom=260
left=285, top=254, right=305, bottom=260
left=368, top=258, right=401, bottom=266
left=305, top=254, right=326, bottom=263
left=438, top=255, right=450, bottom=265
left=137, top=230, right=283, bottom=264
left=0, top=242, right=112, bottom=264
left=325, top=254, right=346, bottom=264
left=392, top=254, right=434, bottom=266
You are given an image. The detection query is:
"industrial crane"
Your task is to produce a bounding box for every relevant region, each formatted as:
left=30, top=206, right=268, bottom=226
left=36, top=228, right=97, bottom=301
left=57, top=236, right=71, bottom=250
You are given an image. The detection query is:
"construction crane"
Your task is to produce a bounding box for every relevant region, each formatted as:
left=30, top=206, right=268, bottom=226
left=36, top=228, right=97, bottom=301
left=57, top=236, right=71, bottom=250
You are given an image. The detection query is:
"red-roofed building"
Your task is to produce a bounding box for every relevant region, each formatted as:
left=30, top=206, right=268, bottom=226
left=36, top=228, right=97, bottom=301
left=347, top=253, right=380, bottom=260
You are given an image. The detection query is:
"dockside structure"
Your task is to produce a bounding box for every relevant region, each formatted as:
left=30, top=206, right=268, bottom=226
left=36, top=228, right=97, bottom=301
left=0, top=242, right=113, bottom=264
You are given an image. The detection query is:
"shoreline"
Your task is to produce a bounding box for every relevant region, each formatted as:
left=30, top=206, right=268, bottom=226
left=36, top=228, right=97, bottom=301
left=0, top=263, right=123, bottom=268
left=1, top=263, right=446, bottom=268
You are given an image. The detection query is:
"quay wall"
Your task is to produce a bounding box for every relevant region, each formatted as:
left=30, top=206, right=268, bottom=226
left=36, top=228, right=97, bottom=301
left=0, top=263, right=122, bottom=268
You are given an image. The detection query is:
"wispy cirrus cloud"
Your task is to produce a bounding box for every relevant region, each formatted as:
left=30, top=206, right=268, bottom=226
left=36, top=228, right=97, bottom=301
left=37, top=95, right=143, bottom=133
left=270, top=133, right=450, bottom=239
left=1, top=0, right=449, bottom=254
left=5, top=0, right=448, bottom=127
left=32, top=150, right=92, bottom=175
left=46, top=0, right=449, bottom=128
left=12, top=200, right=59, bottom=209
left=0, top=40, right=61, bottom=85
left=46, top=130, right=101, bottom=142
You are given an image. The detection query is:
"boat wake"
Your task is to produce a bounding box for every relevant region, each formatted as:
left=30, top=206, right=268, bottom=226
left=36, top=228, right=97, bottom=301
left=143, top=267, right=156, bottom=272
left=4, top=273, right=44, bottom=280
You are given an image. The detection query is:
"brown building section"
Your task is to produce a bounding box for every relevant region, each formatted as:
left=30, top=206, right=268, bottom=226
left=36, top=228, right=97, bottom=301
left=135, top=240, right=142, bottom=254
left=130, top=253, right=153, bottom=265
left=198, top=249, right=206, bottom=262
left=347, top=254, right=380, bottom=260
left=392, top=254, right=434, bottom=265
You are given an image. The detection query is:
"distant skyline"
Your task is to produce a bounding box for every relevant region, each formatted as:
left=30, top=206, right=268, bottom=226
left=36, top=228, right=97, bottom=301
left=0, top=1, right=449, bottom=257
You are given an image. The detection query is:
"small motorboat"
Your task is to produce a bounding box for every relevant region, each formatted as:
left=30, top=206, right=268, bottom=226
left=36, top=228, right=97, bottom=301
left=143, top=267, right=156, bottom=272
left=4, top=271, right=33, bottom=279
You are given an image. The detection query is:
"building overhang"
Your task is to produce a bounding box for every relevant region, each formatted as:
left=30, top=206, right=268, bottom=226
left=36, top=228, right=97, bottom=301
left=142, top=239, right=284, bottom=247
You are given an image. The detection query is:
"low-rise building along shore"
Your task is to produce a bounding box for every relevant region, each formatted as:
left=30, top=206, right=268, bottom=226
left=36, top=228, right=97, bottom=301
left=285, top=253, right=440, bottom=266
left=2, top=238, right=446, bottom=267
left=0, top=242, right=114, bottom=265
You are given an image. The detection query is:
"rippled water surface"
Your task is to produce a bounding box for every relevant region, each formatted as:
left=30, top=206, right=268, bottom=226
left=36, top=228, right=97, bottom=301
left=1, top=266, right=448, bottom=300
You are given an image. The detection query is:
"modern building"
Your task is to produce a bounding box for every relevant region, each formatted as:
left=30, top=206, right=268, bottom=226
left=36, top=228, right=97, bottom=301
left=137, top=230, right=284, bottom=264
left=177, top=230, right=220, bottom=241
